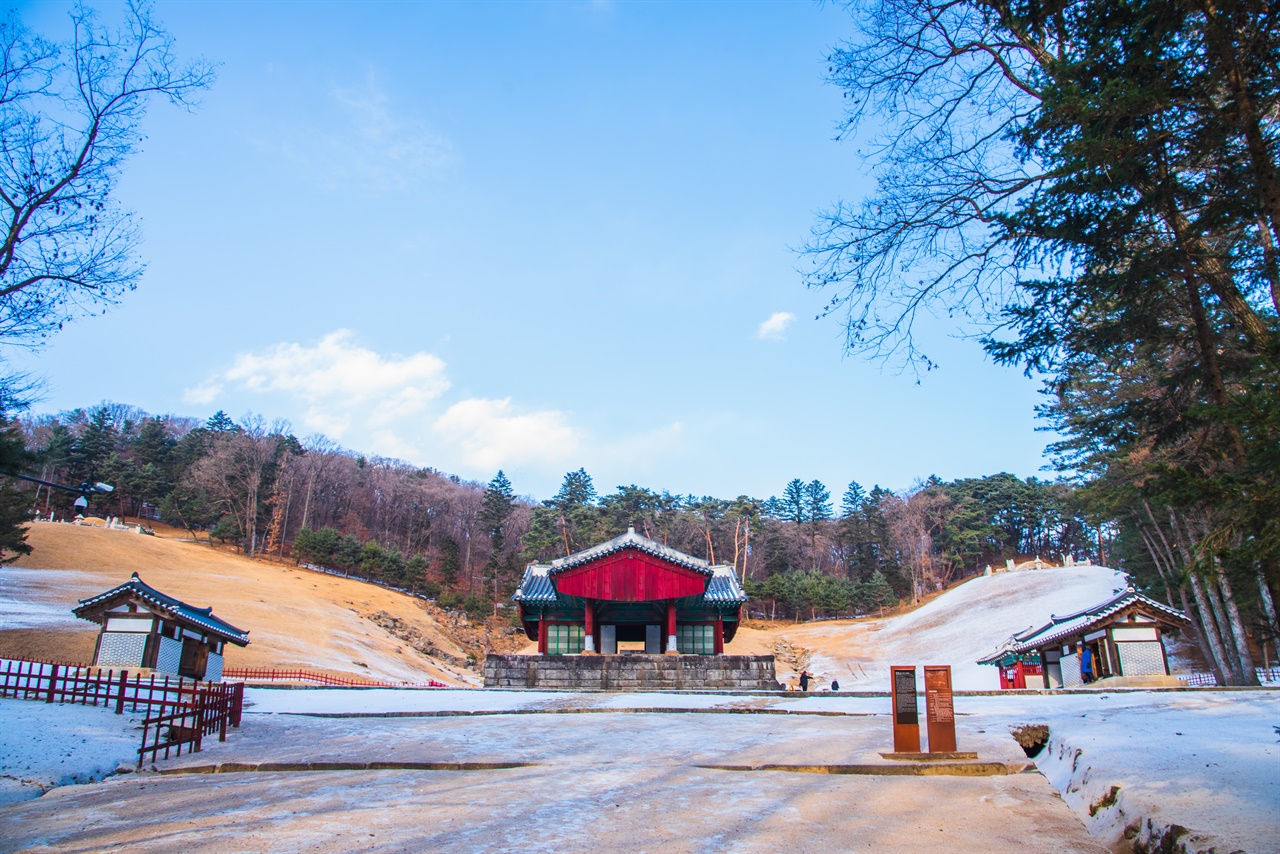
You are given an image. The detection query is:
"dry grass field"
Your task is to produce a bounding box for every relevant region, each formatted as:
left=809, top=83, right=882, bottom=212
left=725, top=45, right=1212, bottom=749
left=0, top=522, right=531, bottom=686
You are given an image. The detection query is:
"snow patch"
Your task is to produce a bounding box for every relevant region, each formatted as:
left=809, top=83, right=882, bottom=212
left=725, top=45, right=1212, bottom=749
left=0, top=698, right=140, bottom=805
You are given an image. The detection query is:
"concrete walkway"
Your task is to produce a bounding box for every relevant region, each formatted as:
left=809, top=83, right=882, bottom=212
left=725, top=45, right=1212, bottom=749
left=0, top=702, right=1106, bottom=853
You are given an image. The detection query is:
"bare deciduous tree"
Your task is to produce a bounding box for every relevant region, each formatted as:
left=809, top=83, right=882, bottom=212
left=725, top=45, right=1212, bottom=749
left=0, top=3, right=214, bottom=354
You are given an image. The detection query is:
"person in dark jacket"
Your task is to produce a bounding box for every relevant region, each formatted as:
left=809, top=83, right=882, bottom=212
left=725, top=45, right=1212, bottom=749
left=799, top=670, right=811, bottom=691
left=830, top=679, right=840, bottom=692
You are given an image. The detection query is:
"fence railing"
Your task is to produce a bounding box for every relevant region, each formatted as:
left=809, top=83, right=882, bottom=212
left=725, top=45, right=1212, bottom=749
left=1180, top=666, right=1280, bottom=687
left=0, top=658, right=244, bottom=767
left=222, top=666, right=447, bottom=689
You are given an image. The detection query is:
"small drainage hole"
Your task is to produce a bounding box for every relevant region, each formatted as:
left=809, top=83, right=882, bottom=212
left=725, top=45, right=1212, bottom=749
left=1011, top=724, right=1049, bottom=758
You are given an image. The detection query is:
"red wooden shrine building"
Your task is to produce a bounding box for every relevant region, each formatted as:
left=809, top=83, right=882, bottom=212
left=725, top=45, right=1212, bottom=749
left=513, top=527, right=748, bottom=655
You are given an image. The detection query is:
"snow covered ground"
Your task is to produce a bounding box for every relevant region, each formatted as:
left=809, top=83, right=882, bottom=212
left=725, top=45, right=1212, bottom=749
left=3, top=687, right=1275, bottom=852
left=0, top=567, right=100, bottom=630
left=0, top=699, right=140, bottom=806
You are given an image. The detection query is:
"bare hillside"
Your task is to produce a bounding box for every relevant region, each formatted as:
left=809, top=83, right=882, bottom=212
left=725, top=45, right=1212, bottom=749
left=0, top=523, right=529, bottom=686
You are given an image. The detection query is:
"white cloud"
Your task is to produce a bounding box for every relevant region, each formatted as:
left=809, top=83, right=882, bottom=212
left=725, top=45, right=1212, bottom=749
left=184, top=330, right=449, bottom=439
left=433, top=397, right=581, bottom=470
left=756, top=311, right=795, bottom=341
left=264, top=70, right=455, bottom=192
left=185, top=331, right=687, bottom=490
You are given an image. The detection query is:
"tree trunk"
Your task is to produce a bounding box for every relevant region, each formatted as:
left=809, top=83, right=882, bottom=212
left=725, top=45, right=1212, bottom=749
left=300, top=471, right=316, bottom=532
left=732, top=517, right=742, bottom=579
left=1136, top=526, right=1176, bottom=607
left=1257, top=569, right=1280, bottom=666
left=1177, top=585, right=1220, bottom=687
left=1188, top=571, right=1233, bottom=685
left=1217, top=566, right=1258, bottom=685
left=1201, top=572, right=1244, bottom=683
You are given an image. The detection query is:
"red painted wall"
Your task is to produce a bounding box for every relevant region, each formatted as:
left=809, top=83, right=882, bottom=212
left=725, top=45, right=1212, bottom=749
left=554, top=550, right=708, bottom=601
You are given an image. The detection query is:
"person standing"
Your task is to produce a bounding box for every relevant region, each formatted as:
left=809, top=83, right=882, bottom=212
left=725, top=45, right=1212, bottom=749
left=1078, top=642, right=1095, bottom=684
left=799, top=670, right=811, bottom=691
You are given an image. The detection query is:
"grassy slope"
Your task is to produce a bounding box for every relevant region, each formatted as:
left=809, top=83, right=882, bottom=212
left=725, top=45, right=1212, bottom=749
left=1, top=523, right=491, bottom=686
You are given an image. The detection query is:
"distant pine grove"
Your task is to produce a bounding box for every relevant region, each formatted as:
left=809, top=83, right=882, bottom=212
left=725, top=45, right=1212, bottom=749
left=11, top=402, right=1100, bottom=621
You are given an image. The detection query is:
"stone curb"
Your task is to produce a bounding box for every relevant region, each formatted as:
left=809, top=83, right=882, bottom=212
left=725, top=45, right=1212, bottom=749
left=256, top=707, right=879, bottom=719
left=157, top=760, right=535, bottom=775
left=696, top=761, right=1035, bottom=777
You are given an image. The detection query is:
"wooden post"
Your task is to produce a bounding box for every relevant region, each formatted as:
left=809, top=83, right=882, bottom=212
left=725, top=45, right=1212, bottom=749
left=890, top=666, right=920, bottom=754
left=665, top=600, right=679, bottom=655
left=46, top=664, right=58, bottom=704
left=583, top=599, right=596, bottom=654
left=714, top=615, right=725, bottom=655
left=538, top=615, right=548, bottom=654
left=115, top=670, right=129, bottom=714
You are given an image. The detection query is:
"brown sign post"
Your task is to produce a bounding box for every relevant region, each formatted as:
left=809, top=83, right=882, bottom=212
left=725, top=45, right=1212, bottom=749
left=923, top=665, right=957, bottom=754
left=890, top=666, right=920, bottom=754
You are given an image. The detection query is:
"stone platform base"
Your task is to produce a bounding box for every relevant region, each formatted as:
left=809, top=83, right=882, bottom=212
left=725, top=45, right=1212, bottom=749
left=1093, top=675, right=1185, bottom=688
left=482, top=653, right=781, bottom=691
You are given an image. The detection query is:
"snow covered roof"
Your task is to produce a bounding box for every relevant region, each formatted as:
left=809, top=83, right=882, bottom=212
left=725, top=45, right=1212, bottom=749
left=73, top=573, right=250, bottom=646
left=547, top=527, right=714, bottom=577
left=1005, top=586, right=1187, bottom=654
left=976, top=635, right=1041, bottom=666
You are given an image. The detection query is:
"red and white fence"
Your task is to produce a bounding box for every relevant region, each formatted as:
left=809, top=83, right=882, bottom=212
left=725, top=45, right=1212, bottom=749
left=223, top=666, right=448, bottom=688
left=0, top=659, right=244, bottom=767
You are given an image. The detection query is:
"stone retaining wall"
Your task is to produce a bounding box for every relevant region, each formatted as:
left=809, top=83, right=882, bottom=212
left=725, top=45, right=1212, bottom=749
left=483, top=653, right=781, bottom=691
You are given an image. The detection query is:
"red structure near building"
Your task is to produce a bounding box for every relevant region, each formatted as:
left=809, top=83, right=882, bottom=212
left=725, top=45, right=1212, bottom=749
left=513, top=527, right=748, bottom=656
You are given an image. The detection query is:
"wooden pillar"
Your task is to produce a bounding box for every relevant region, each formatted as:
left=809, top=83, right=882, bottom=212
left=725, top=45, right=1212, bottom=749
left=583, top=599, right=596, bottom=654
left=537, top=614, right=548, bottom=655
left=665, top=600, right=679, bottom=655
left=714, top=615, right=725, bottom=655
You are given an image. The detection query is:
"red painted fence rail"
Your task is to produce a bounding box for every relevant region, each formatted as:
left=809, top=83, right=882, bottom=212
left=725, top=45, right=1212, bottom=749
left=222, top=666, right=447, bottom=688
left=0, top=658, right=244, bottom=767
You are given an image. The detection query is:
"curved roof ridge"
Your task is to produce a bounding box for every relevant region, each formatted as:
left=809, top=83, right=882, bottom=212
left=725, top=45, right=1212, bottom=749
left=74, top=573, right=250, bottom=646
left=1009, top=587, right=1187, bottom=654
left=548, top=526, right=713, bottom=576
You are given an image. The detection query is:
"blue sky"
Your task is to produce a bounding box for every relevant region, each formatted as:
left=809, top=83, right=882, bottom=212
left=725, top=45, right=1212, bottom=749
left=11, top=0, right=1055, bottom=502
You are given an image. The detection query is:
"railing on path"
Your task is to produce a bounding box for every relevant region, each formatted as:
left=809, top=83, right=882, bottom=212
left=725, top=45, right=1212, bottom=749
left=0, top=658, right=244, bottom=767
left=222, top=666, right=447, bottom=688
left=1179, top=666, right=1279, bottom=687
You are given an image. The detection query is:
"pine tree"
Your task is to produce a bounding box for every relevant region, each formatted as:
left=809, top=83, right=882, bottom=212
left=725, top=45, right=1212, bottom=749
left=841, top=481, right=866, bottom=517
left=438, top=535, right=461, bottom=588
left=780, top=478, right=806, bottom=524
left=69, top=406, right=117, bottom=485
left=479, top=471, right=516, bottom=552
left=0, top=417, right=32, bottom=561
left=548, top=468, right=601, bottom=554
left=205, top=411, right=237, bottom=433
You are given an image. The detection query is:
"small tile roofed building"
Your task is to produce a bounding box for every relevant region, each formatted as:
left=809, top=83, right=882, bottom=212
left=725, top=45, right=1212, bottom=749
left=978, top=586, right=1190, bottom=689
left=975, top=641, right=1043, bottom=689
left=513, top=527, right=748, bottom=656
left=73, top=573, right=250, bottom=682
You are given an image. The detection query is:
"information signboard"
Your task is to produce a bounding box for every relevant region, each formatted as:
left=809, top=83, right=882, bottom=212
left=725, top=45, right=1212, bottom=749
left=889, top=666, right=920, bottom=753
left=923, top=665, right=957, bottom=753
